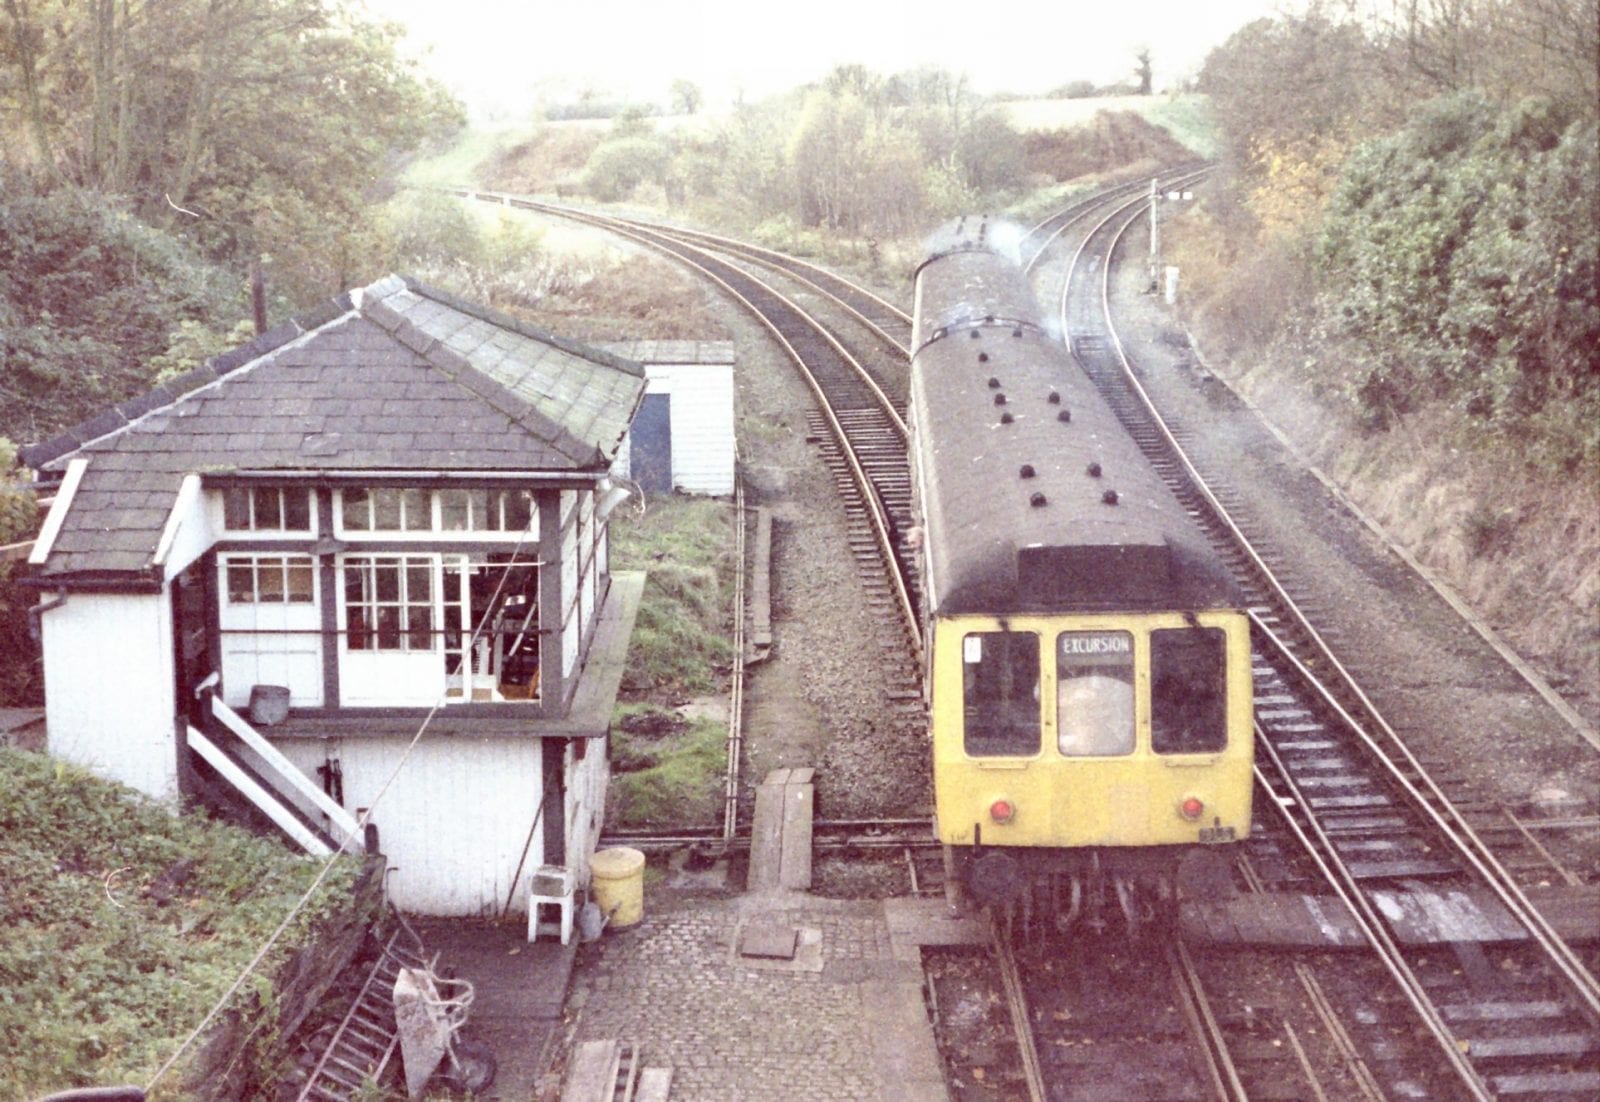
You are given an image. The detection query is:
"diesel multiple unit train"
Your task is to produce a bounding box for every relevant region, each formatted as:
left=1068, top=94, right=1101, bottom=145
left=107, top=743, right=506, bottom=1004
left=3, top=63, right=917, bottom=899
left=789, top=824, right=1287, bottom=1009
left=909, top=216, right=1254, bottom=930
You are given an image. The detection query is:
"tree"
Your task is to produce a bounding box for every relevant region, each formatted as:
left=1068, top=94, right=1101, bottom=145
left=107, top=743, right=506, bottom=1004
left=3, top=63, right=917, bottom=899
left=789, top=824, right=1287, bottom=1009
left=0, top=0, right=463, bottom=306
left=670, top=78, right=702, bottom=115
left=1134, top=47, right=1153, bottom=95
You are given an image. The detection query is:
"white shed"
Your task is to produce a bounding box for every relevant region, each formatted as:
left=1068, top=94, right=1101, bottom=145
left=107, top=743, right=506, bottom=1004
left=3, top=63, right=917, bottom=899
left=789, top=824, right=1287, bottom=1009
left=604, top=341, right=736, bottom=497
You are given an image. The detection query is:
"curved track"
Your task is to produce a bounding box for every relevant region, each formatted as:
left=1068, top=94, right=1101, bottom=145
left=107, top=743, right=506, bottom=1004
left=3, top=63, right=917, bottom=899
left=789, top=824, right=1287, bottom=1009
left=1050, top=178, right=1600, bottom=1101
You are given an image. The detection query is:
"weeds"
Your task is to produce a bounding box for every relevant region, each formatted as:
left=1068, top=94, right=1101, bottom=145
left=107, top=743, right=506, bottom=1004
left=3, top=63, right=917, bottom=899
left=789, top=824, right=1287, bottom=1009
left=0, top=749, right=357, bottom=1098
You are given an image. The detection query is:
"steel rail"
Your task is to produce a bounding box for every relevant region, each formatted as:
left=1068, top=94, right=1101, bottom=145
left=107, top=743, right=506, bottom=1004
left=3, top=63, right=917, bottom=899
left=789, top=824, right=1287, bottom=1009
left=1253, top=721, right=1494, bottom=1099
left=621, top=220, right=911, bottom=356
left=485, top=198, right=921, bottom=659
left=992, top=919, right=1048, bottom=1102
left=1168, top=938, right=1251, bottom=1102
left=1046, top=184, right=1515, bottom=1097
left=455, top=189, right=913, bottom=357
left=722, top=473, right=748, bottom=842
left=1087, top=195, right=1600, bottom=1022
left=1021, top=165, right=1211, bottom=275
left=1236, top=855, right=1381, bottom=1102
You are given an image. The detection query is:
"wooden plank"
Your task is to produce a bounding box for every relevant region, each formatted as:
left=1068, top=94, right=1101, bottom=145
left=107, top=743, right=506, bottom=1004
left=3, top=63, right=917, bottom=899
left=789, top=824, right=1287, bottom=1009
left=748, top=509, right=772, bottom=653
left=635, top=1067, right=673, bottom=1102
left=185, top=726, right=331, bottom=857
left=747, top=781, right=786, bottom=891
left=778, top=780, right=814, bottom=891
left=562, top=1039, right=620, bottom=1102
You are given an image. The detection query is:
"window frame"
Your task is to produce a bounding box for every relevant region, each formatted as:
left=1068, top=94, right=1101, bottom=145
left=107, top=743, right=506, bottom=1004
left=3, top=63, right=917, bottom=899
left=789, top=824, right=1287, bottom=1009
left=334, top=487, right=538, bottom=541
left=1053, top=628, right=1137, bottom=758
left=222, top=553, right=317, bottom=606
left=959, top=629, right=1043, bottom=758
left=218, top=487, right=314, bottom=535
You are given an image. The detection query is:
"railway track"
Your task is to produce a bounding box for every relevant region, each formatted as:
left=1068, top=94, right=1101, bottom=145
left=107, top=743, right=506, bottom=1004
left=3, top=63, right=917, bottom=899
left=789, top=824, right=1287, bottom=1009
left=450, top=181, right=1596, bottom=1098
left=1049, top=175, right=1600, bottom=1099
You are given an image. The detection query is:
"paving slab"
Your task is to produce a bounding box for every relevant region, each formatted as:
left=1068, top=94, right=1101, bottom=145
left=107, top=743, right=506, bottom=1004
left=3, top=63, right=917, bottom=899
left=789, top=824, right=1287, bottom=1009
left=412, top=916, right=577, bottom=1101
left=565, top=893, right=951, bottom=1101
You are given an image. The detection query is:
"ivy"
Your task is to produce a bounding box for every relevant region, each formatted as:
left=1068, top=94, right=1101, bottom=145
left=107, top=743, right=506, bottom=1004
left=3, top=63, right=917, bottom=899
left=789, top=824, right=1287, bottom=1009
left=0, top=748, right=358, bottom=1099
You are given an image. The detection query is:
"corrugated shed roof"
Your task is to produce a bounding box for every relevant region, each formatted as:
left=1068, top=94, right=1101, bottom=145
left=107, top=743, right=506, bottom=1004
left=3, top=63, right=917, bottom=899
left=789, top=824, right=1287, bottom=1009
left=22, top=276, right=645, bottom=582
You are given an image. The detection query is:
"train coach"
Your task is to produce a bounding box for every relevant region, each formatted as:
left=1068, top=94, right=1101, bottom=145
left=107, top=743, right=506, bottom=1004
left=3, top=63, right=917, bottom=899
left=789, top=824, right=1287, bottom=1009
left=909, top=215, right=1254, bottom=931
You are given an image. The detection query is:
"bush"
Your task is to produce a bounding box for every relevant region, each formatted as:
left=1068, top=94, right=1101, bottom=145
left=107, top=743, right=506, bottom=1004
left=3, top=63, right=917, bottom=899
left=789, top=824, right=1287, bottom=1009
left=1313, top=93, right=1598, bottom=462
left=0, top=749, right=358, bottom=1096
left=581, top=136, right=675, bottom=201
left=0, top=188, right=245, bottom=443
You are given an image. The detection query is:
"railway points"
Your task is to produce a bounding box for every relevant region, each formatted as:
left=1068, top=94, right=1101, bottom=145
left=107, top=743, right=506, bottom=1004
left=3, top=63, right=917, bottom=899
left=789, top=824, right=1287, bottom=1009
left=437, top=179, right=1598, bottom=1101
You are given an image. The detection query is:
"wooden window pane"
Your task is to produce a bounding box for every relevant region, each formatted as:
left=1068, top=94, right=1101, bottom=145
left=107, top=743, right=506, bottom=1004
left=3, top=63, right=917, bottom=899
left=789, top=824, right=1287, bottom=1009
left=286, top=561, right=315, bottom=602
left=406, top=564, right=431, bottom=602
left=406, top=606, right=432, bottom=650
left=401, top=488, right=429, bottom=530
left=503, top=491, right=532, bottom=532
left=282, top=491, right=311, bottom=531
left=440, top=489, right=470, bottom=531
left=257, top=558, right=286, bottom=602
left=373, top=489, right=402, bottom=531
left=375, top=607, right=400, bottom=650
left=227, top=563, right=254, bottom=603
left=223, top=488, right=251, bottom=530
left=342, top=490, right=371, bottom=531
left=252, top=488, right=283, bottom=530
left=374, top=561, right=400, bottom=602
left=348, top=607, right=369, bottom=650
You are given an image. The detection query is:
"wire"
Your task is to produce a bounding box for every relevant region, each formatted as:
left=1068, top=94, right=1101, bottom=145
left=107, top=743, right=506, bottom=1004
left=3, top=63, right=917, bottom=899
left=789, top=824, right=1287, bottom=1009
left=145, top=526, right=537, bottom=1094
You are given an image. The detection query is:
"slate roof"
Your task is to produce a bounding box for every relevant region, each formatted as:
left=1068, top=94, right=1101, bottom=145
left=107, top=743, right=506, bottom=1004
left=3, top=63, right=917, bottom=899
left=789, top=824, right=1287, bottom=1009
left=21, top=276, right=645, bottom=584
left=597, top=340, right=737, bottom=366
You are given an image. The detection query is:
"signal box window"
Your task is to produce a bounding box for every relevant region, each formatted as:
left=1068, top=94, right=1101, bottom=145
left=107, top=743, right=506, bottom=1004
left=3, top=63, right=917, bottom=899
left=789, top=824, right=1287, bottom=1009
left=1151, top=627, right=1228, bottom=753
left=962, top=631, right=1040, bottom=756
left=1056, top=631, right=1134, bottom=756
left=223, top=487, right=311, bottom=531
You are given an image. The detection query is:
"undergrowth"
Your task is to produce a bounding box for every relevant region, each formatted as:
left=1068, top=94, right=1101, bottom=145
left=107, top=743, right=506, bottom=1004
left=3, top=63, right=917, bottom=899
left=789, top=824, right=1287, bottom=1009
left=0, top=749, right=357, bottom=1099
left=607, top=704, right=726, bottom=828
left=605, top=495, right=736, bottom=828
left=609, top=495, right=735, bottom=696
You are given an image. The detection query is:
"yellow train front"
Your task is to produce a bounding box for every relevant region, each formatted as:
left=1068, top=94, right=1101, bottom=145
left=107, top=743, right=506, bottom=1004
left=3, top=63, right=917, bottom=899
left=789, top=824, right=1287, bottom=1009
left=910, top=217, right=1253, bottom=929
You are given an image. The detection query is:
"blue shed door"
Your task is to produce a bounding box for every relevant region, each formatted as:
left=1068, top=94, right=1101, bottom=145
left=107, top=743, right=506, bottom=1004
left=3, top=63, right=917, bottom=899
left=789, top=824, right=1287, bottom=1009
left=632, top=392, right=672, bottom=494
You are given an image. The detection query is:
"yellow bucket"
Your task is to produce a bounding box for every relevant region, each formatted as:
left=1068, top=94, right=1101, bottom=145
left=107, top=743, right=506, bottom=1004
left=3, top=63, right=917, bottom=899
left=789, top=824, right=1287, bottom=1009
left=590, top=846, right=645, bottom=928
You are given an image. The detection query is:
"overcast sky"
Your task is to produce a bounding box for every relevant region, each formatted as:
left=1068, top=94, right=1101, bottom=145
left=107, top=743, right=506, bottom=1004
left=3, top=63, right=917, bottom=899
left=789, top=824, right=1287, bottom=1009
left=358, top=0, right=1297, bottom=118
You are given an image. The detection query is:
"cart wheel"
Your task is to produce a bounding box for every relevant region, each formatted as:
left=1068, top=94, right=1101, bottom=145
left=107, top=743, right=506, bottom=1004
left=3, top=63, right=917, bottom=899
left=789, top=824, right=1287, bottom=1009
left=440, top=1035, right=497, bottom=1096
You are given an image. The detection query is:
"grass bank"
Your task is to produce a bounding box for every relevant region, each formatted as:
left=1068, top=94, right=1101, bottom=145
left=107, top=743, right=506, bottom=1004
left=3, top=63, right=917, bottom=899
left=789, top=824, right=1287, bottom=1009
left=0, top=749, right=358, bottom=1098
left=606, top=495, right=737, bottom=827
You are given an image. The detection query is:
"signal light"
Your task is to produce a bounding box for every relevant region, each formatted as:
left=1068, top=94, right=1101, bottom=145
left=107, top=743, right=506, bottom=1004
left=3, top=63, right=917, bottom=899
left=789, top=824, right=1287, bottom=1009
left=989, top=799, right=1015, bottom=823
left=1180, top=796, right=1205, bottom=820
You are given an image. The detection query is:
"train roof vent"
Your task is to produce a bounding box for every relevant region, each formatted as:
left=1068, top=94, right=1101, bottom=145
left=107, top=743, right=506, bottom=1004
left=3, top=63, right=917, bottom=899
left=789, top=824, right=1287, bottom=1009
left=1000, top=411, right=1014, bottom=424
left=1047, top=390, right=1061, bottom=404
left=994, top=393, right=1007, bottom=406
left=987, top=376, right=1001, bottom=388
left=1087, top=462, right=1102, bottom=477
left=1029, top=492, right=1047, bottom=507
left=978, top=352, right=989, bottom=363
left=1102, top=489, right=1120, bottom=505
left=1020, top=464, right=1035, bottom=478
left=1058, top=409, right=1072, bottom=423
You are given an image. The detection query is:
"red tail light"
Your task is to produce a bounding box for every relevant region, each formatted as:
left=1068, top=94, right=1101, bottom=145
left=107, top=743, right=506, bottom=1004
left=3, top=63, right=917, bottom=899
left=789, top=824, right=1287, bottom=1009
left=1180, top=796, right=1205, bottom=821
left=989, top=799, right=1015, bottom=823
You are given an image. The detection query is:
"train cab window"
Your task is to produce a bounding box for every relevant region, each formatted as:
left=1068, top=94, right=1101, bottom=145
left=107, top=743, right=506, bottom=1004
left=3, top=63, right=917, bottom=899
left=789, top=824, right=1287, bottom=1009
left=961, top=631, right=1040, bottom=756
left=1151, top=627, right=1228, bottom=754
left=1056, top=631, right=1135, bottom=756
